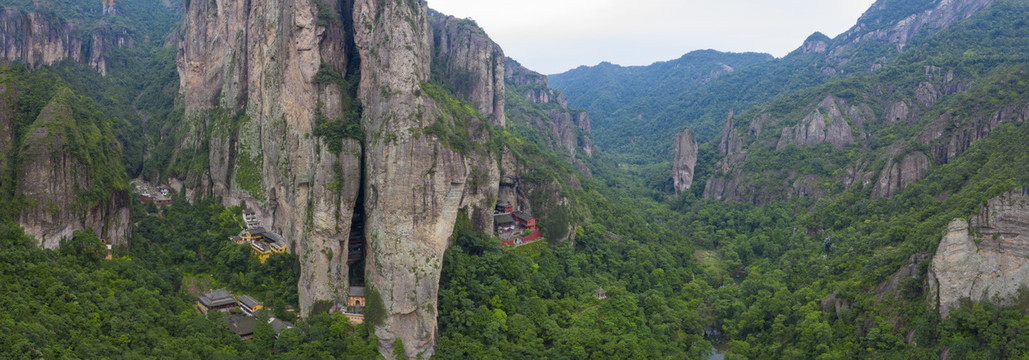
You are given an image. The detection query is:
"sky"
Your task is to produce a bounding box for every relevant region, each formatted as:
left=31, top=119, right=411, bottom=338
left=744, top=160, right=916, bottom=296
left=426, top=0, right=878, bottom=74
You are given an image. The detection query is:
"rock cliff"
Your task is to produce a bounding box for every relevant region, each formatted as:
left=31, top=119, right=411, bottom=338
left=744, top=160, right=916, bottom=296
left=175, top=0, right=506, bottom=357
left=830, top=0, right=996, bottom=68
left=354, top=1, right=500, bottom=356
left=673, top=128, right=698, bottom=194
left=0, top=5, right=131, bottom=76
left=504, top=58, right=593, bottom=158
left=12, top=88, right=130, bottom=248
left=177, top=0, right=360, bottom=322
left=430, top=14, right=505, bottom=126
left=717, top=111, right=743, bottom=156
left=776, top=96, right=856, bottom=150
left=871, top=150, right=930, bottom=199
left=927, top=189, right=1029, bottom=317
left=703, top=49, right=1021, bottom=204
left=0, top=74, right=13, bottom=194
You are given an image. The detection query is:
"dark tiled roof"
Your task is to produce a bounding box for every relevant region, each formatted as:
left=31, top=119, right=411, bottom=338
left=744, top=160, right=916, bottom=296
left=264, top=231, right=284, bottom=243
left=229, top=314, right=256, bottom=336
left=200, top=289, right=236, bottom=307
left=513, top=211, right=532, bottom=222
left=269, top=318, right=295, bottom=336
left=238, top=294, right=261, bottom=309
left=251, top=240, right=271, bottom=252
left=494, top=213, right=514, bottom=224
left=349, top=286, right=366, bottom=297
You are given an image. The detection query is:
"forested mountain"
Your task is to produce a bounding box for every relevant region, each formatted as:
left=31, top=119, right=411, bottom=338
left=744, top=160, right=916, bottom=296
left=550, top=0, right=998, bottom=165
left=0, top=0, right=1028, bottom=359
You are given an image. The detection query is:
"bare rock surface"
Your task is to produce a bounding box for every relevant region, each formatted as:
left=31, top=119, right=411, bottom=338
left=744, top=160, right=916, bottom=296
left=673, top=128, right=698, bottom=194
left=431, top=15, right=506, bottom=126
left=15, top=95, right=130, bottom=248
left=717, top=111, right=743, bottom=155
left=0, top=6, right=132, bottom=76
left=777, top=96, right=855, bottom=149
left=872, top=151, right=930, bottom=199
left=504, top=58, right=594, bottom=158
left=928, top=189, right=1029, bottom=317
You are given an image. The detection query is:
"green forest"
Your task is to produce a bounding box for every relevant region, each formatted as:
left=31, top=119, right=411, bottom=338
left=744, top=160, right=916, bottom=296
left=1, top=0, right=1029, bottom=359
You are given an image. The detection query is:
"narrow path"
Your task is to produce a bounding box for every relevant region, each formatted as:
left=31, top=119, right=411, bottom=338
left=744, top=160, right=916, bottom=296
left=570, top=304, right=601, bottom=328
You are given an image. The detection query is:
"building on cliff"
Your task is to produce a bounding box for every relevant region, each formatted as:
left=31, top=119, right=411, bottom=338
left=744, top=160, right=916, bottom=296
left=342, top=286, right=367, bottom=324
left=495, top=201, right=513, bottom=214
left=240, top=227, right=289, bottom=263
left=494, top=205, right=541, bottom=247
left=242, top=210, right=260, bottom=229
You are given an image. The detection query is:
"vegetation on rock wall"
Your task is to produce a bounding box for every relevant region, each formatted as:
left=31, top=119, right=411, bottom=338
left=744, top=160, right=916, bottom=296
left=312, top=63, right=364, bottom=154
left=2, top=1, right=1029, bottom=359
left=0, top=66, right=128, bottom=214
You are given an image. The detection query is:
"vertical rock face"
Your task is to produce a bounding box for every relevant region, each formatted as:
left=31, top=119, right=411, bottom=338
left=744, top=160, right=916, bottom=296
left=927, top=189, right=1029, bottom=317
left=871, top=151, right=930, bottom=199
left=921, top=104, right=1029, bottom=166
left=353, top=1, right=499, bottom=357
left=430, top=14, right=505, bottom=126
left=102, top=0, right=118, bottom=16
left=0, top=7, right=127, bottom=76
left=177, top=0, right=361, bottom=321
left=673, top=128, right=698, bottom=194
left=504, top=58, right=594, bottom=158
left=776, top=96, right=855, bottom=150
left=13, top=90, right=130, bottom=248
left=575, top=111, right=594, bottom=157
left=178, top=0, right=509, bottom=356
left=833, top=0, right=996, bottom=53
left=0, top=77, right=14, bottom=190
left=717, top=111, right=742, bottom=156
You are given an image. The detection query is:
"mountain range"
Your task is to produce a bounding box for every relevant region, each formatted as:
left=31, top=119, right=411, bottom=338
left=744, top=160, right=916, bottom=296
left=0, top=0, right=1026, bottom=358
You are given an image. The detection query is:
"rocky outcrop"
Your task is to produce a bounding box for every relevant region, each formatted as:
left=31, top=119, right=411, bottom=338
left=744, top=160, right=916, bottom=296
left=0, top=6, right=129, bottom=76
left=717, top=111, right=743, bottom=156
left=496, top=147, right=582, bottom=244
left=777, top=96, right=855, bottom=149
left=355, top=1, right=500, bottom=357
left=673, top=128, right=698, bottom=194
left=102, top=0, right=118, bottom=16
left=504, top=58, right=594, bottom=158
left=833, top=0, right=996, bottom=54
left=871, top=151, right=930, bottom=199
left=0, top=74, right=14, bottom=192
left=177, top=0, right=362, bottom=322
left=14, top=90, right=130, bottom=248
left=920, top=103, right=1029, bottom=166
left=927, top=189, right=1029, bottom=317
left=703, top=169, right=745, bottom=202
left=801, top=32, right=830, bottom=54
left=527, top=110, right=593, bottom=158
left=178, top=0, right=505, bottom=357
left=430, top=15, right=505, bottom=126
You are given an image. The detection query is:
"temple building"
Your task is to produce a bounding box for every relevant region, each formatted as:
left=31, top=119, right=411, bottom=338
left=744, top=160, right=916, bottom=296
left=238, top=295, right=264, bottom=316
left=240, top=227, right=290, bottom=263
left=343, top=286, right=366, bottom=324
left=197, top=289, right=237, bottom=314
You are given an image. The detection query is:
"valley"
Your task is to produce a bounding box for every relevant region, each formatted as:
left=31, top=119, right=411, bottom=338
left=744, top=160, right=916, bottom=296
left=0, top=0, right=1027, bottom=359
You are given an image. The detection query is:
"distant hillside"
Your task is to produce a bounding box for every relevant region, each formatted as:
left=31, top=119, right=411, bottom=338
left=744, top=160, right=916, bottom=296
left=550, top=0, right=997, bottom=165
left=548, top=50, right=772, bottom=163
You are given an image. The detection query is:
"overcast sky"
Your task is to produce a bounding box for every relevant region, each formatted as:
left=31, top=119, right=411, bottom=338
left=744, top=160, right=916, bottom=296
left=427, top=0, right=878, bottom=74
